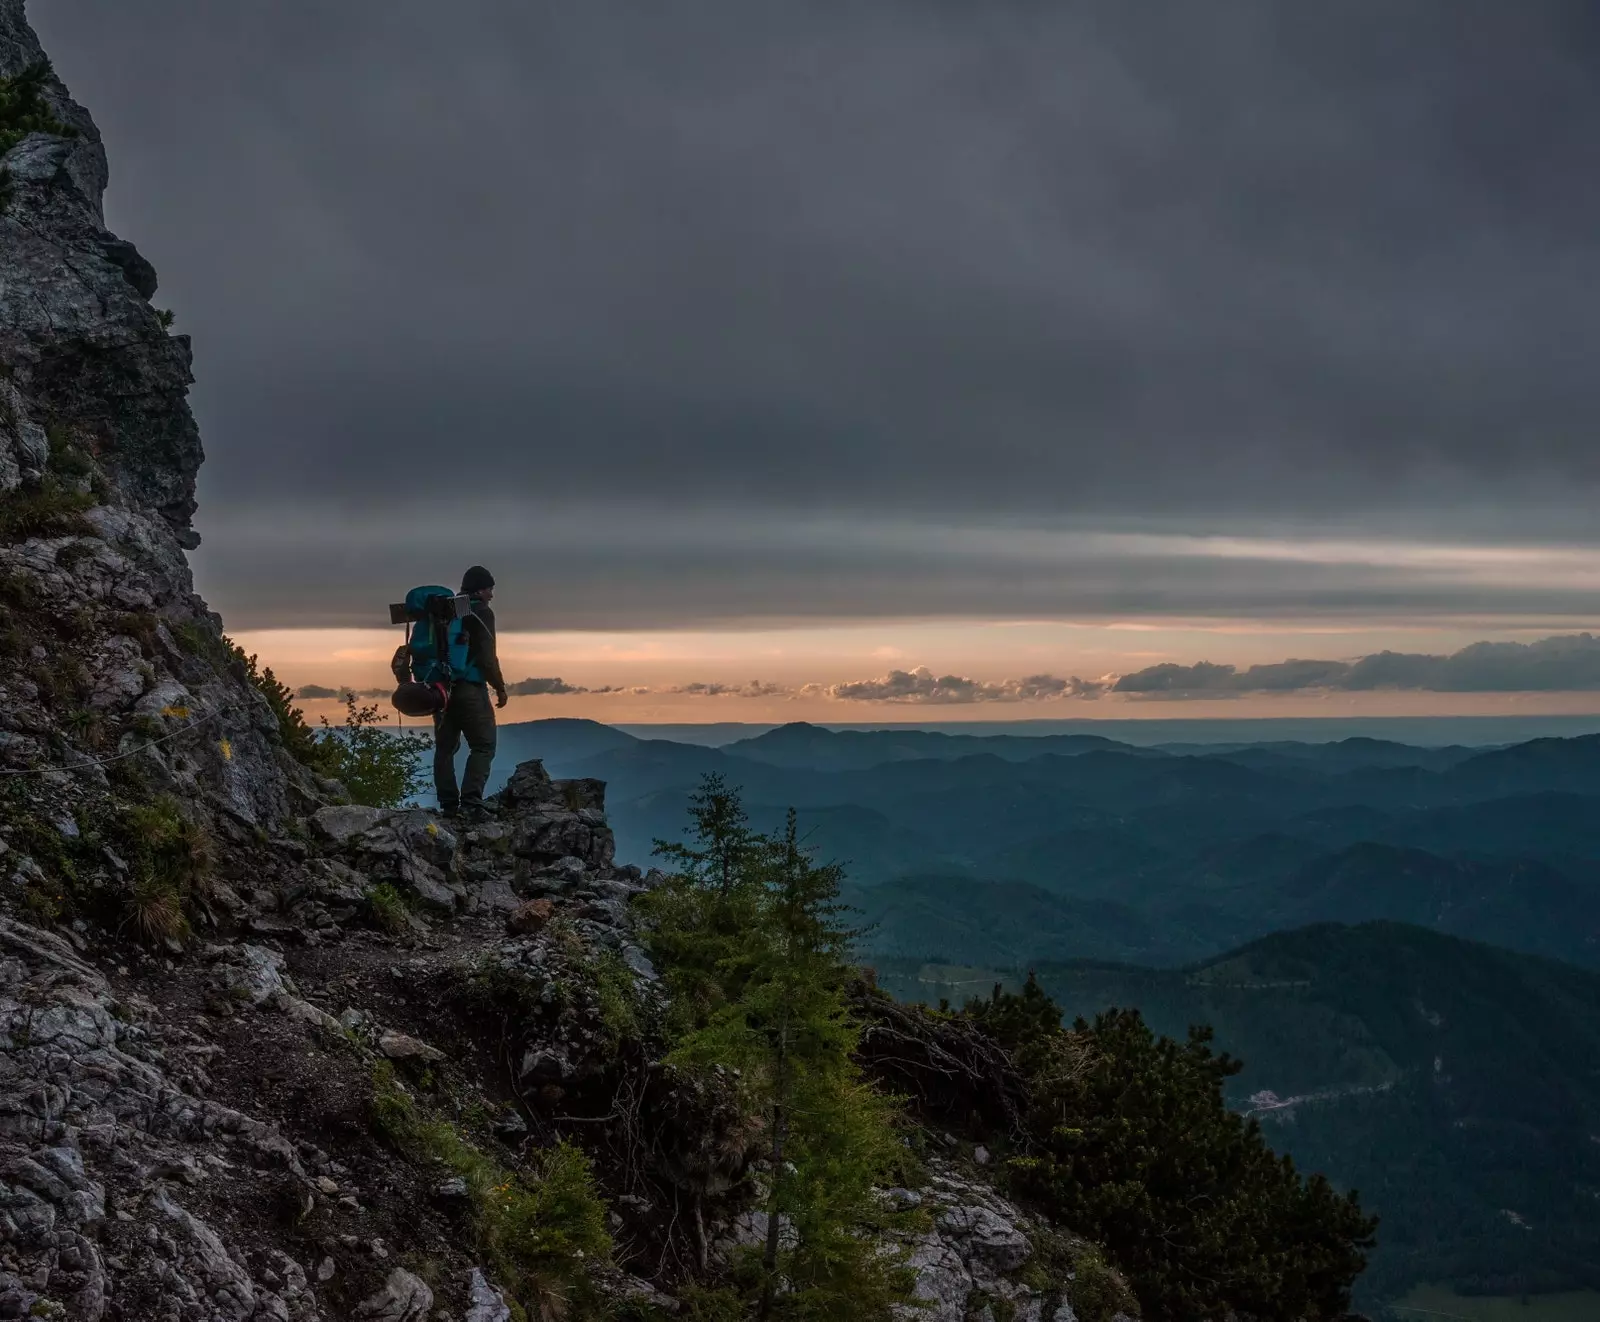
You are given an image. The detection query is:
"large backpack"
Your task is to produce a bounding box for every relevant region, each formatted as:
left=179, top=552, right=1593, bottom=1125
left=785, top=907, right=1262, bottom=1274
left=403, top=584, right=484, bottom=686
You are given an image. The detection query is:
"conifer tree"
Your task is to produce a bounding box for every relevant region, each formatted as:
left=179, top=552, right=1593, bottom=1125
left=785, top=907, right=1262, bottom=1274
left=973, top=980, right=1377, bottom=1320
left=653, top=773, right=761, bottom=894
left=642, top=774, right=770, bottom=1031
left=665, top=807, right=912, bottom=1319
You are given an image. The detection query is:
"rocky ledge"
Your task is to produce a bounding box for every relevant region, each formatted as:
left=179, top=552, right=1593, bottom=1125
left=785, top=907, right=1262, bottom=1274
left=0, top=758, right=1136, bottom=1320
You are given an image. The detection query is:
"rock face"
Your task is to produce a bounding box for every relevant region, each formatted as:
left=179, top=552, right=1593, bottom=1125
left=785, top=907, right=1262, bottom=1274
left=0, top=916, right=317, bottom=1318
left=892, top=1164, right=1137, bottom=1322
left=0, top=756, right=668, bottom=1318
left=0, top=0, right=309, bottom=839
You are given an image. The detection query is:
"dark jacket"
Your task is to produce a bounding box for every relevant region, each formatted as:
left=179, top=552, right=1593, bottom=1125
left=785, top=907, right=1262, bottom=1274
left=459, top=599, right=506, bottom=691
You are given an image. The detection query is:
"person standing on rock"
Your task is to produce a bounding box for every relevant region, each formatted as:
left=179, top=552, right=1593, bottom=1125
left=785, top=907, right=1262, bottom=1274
left=433, top=565, right=509, bottom=821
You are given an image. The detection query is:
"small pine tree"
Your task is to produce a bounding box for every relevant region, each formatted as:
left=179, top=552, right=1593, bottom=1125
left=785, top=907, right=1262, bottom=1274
left=669, top=810, right=912, bottom=1320
left=641, top=774, right=771, bottom=1032
left=653, top=772, right=762, bottom=893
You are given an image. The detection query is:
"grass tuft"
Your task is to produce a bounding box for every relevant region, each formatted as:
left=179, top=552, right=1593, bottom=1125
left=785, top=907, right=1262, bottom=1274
left=371, top=1062, right=614, bottom=1317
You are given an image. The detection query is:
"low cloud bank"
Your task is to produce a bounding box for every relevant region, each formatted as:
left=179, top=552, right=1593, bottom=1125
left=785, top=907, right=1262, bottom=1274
left=825, top=666, right=1109, bottom=705
left=292, top=633, right=1600, bottom=708
left=670, top=681, right=790, bottom=698
left=1115, top=633, right=1600, bottom=695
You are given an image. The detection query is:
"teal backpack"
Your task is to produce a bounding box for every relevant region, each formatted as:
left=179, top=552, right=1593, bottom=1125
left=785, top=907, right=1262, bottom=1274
left=402, top=584, right=484, bottom=686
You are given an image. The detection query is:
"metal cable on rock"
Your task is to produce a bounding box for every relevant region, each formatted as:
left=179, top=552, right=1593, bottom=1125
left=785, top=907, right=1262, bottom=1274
left=0, top=701, right=254, bottom=778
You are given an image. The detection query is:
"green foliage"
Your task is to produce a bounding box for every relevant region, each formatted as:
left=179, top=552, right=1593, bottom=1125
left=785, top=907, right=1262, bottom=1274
left=199, top=629, right=337, bottom=775
left=1014, top=1227, right=1138, bottom=1322
left=979, top=977, right=1377, bottom=1321
left=367, top=882, right=410, bottom=934
left=654, top=773, right=762, bottom=894
left=112, top=795, right=213, bottom=945
left=652, top=780, right=914, bottom=1320
left=0, top=477, right=94, bottom=541
left=0, top=61, right=77, bottom=216
left=62, top=706, right=104, bottom=749
left=371, top=1062, right=613, bottom=1317
left=639, top=776, right=771, bottom=1034
left=587, top=943, right=643, bottom=1048
left=978, top=923, right=1600, bottom=1306
left=45, top=425, right=93, bottom=481
left=154, top=308, right=175, bottom=330
left=0, top=61, right=77, bottom=156
left=314, top=693, right=429, bottom=808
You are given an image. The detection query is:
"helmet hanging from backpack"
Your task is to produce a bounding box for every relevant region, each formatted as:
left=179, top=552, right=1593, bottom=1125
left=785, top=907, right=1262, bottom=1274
left=388, top=585, right=479, bottom=717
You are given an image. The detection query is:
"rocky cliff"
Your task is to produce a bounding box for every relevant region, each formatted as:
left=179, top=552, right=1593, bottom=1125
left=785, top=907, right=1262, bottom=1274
left=0, top=6, right=1145, bottom=1318
left=0, top=0, right=312, bottom=842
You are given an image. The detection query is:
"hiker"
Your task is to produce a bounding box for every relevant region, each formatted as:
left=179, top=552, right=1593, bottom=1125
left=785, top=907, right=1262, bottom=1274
left=431, top=565, right=509, bottom=819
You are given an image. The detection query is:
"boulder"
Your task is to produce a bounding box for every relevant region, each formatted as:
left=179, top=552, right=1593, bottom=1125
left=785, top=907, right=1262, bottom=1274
left=507, top=898, right=554, bottom=935
left=466, top=1267, right=513, bottom=1322
left=379, top=1031, right=445, bottom=1063
left=310, top=805, right=388, bottom=845
left=938, top=1204, right=1032, bottom=1272
left=354, top=1268, right=433, bottom=1320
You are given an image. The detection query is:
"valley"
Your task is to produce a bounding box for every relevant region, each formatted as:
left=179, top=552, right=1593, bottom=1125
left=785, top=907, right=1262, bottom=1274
left=488, top=717, right=1600, bottom=1309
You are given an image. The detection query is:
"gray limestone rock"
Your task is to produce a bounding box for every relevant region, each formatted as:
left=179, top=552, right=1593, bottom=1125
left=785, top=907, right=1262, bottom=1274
left=0, top=0, right=300, bottom=830
left=465, top=1267, right=512, bottom=1322
left=355, top=1267, right=433, bottom=1320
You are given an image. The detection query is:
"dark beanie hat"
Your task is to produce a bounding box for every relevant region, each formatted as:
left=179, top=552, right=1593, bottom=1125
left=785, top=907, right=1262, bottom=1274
left=461, top=565, right=496, bottom=594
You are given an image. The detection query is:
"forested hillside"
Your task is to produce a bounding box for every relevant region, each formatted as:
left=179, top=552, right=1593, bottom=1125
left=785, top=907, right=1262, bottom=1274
left=876, top=923, right=1600, bottom=1306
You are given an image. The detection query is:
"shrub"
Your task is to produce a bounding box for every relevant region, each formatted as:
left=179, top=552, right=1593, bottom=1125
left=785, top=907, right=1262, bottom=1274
left=367, top=882, right=410, bottom=934
left=112, top=795, right=212, bottom=945
left=0, top=61, right=78, bottom=157
left=226, top=637, right=330, bottom=768
left=371, top=1062, right=613, bottom=1317
left=314, top=693, right=428, bottom=808
left=652, top=783, right=916, bottom=1319
left=0, top=478, right=94, bottom=541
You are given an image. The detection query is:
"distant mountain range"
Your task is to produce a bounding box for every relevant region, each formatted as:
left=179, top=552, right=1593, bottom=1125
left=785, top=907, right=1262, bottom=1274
left=481, top=718, right=1600, bottom=1306
left=494, top=718, right=1600, bottom=970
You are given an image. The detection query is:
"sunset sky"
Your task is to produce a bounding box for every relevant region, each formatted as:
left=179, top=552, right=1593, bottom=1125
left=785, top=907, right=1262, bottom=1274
left=36, top=1, right=1600, bottom=724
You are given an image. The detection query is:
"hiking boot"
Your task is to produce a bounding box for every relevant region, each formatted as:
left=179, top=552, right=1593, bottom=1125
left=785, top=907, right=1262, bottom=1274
left=438, top=804, right=460, bottom=821
left=460, top=803, right=491, bottom=825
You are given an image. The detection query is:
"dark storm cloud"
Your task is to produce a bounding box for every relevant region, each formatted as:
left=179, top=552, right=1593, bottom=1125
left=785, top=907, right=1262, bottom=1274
left=1115, top=633, right=1600, bottom=694
left=505, top=677, right=623, bottom=696
left=28, top=0, right=1600, bottom=627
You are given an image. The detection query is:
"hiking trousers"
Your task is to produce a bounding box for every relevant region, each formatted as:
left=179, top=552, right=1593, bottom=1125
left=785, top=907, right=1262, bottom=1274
left=433, top=681, right=496, bottom=812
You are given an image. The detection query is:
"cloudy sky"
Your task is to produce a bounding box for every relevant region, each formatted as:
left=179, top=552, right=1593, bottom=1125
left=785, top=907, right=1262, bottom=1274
left=33, top=1, right=1600, bottom=720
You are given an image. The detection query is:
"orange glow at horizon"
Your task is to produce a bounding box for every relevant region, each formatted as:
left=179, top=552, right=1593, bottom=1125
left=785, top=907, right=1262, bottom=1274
left=229, top=618, right=1600, bottom=726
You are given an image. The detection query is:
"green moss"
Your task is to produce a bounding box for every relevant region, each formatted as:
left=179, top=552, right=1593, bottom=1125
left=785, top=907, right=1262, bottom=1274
left=20, top=878, right=61, bottom=925
left=109, top=612, right=160, bottom=655
left=371, top=1062, right=614, bottom=1317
